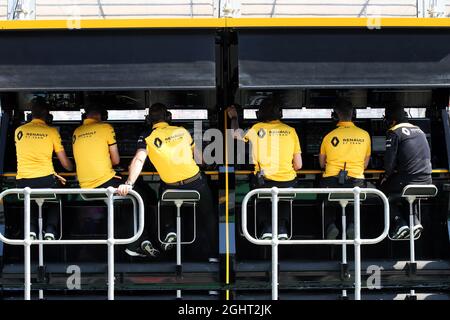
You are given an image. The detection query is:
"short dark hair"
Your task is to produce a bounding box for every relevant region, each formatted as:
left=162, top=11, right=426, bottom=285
left=257, top=98, right=281, bottom=122
left=148, top=102, right=169, bottom=123
left=30, top=96, right=50, bottom=120
left=85, top=104, right=104, bottom=117
left=385, top=102, right=407, bottom=123
left=334, top=98, right=353, bottom=120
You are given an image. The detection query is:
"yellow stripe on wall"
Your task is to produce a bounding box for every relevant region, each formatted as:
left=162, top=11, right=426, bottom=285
left=2, top=17, right=450, bottom=31
left=0, top=18, right=226, bottom=30
left=226, top=17, right=450, bottom=28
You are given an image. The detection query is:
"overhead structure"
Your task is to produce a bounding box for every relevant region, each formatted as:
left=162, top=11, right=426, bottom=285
left=0, top=28, right=216, bottom=90
left=237, top=27, right=450, bottom=88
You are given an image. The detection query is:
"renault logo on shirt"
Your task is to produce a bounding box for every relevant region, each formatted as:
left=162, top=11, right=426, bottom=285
left=257, top=128, right=266, bottom=138
left=343, top=138, right=365, bottom=145
left=17, top=131, right=23, bottom=141
left=78, top=131, right=96, bottom=139
left=331, top=136, right=340, bottom=147
left=154, top=137, right=163, bottom=148
left=402, top=128, right=411, bottom=136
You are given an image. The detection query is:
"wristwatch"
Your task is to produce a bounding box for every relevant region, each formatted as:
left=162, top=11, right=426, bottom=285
left=124, top=180, right=134, bottom=187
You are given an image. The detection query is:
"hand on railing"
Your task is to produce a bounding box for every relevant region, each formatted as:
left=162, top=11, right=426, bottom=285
left=117, top=183, right=133, bottom=196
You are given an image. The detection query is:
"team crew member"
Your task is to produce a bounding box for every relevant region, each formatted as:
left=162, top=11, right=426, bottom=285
left=380, top=105, right=432, bottom=239
left=319, top=99, right=371, bottom=240
left=227, top=99, right=302, bottom=240
left=15, top=97, right=73, bottom=240
left=72, top=106, right=120, bottom=189
left=117, top=103, right=217, bottom=260
left=73, top=105, right=158, bottom=258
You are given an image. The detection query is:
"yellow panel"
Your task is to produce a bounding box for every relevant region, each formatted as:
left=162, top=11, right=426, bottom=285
left=226, top=17, right=450, bottom=28
left=2, top=17, right=450, bottom=31
left=0, top=18, right=226, bottom=30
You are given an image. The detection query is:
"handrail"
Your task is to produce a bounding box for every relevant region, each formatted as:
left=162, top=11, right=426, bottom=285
left=241, top=187, right=390, bottom=300
left=0, top=187, right=145, bottom=300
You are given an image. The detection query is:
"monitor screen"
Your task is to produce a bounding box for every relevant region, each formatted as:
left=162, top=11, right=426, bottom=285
left=372, top=136, right=386, bottom=152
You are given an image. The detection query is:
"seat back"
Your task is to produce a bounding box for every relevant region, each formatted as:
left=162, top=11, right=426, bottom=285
left=80, top=193, right=108, bottom=201
left=256, top=192, right=296, bottom=200
left=328, top=192, right=367, bottom=202
left=401, top=185, right=438, bottom=198
left=18, top=193, right=57, bottom=201
left=161, top=189, right=200, bottom=202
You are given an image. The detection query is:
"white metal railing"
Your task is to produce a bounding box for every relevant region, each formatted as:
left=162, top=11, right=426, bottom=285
left=239, top=0, right=421, bottom=18
left=5, top=0, right=219, bottom=20
left=6, top=1, right=449, bottom=20
left=0, top=187, right=145, bottom=300
left=158, top=189, right=200, bottom=299
left=241, top=187, right=390, bottom=300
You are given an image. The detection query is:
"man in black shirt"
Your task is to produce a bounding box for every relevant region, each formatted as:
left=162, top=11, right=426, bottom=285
left=380, top=105, right=432, bottom=239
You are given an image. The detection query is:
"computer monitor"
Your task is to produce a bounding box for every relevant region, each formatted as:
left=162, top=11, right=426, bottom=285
left=372, top=136, right=386, bottom=152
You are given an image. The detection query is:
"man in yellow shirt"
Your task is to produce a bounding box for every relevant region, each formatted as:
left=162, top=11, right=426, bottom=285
left=72, top=105, right=120, bottom=189
left=227, top=99, right=303, bottom=240
left=319, top=99, right=371, bottom=239
left=117, top=103, right=217, bottom=261
left=73, top=105, right=158, bottom=258
left=15, top=97, right=73, bottom=240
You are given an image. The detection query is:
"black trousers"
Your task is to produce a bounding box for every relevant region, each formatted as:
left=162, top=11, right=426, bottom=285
left=16, top=175, right=59, bottom=235
left=98, top=177, right=157, bottom=249
left=319, top=176, right=370, bottom=227
left=380, top=173, right=432, bottom=222
left=251, top=177, right=298, bottom=232
left=159, top=173, right=217, bottom=258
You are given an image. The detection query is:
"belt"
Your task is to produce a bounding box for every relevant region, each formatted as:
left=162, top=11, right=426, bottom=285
left=326, top=175, right=363, bottom=182
left=165, top=172, right=201, bottom=186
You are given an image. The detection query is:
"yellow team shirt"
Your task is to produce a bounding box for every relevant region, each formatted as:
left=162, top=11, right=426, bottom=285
left=72, top=118, right=117, bottom=188
left=320, top=121, right=371, bottom=179
left=15, top=119, right=64, bottom=179
left=244, top=120, right=301, bottom=182
left=138, top=122, right=199, bottom=184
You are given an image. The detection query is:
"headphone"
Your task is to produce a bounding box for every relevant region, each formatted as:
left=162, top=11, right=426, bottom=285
left=383, top=108, right=408, bottom=129
left=145, top=103, right=172, bottom=126
left=29, top=96, right=53, bottom=125
left=256, top=103, right=282, bottom=122
left=331, top=110, right=339, bottom=122
left=27, top=111, right=53, bottom=125
left=331, top=108, right=356, bottom=122
left=82, top=107, right=108, bottom=122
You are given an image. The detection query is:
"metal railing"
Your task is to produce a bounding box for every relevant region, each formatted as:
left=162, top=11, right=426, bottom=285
left=5, top=0, right=218, bottom=20
left=0, top=187, right=145, bottom=300
left=239, top=0, right=421, bottom=18
left=5, top=0, right=444, bottom=20
left=241, top=187, right=390, bottom=300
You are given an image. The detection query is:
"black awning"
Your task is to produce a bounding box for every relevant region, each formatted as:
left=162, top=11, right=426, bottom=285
left=238, top=28, right=450, bottom=88
left=0, top=29, right=216, bottom=90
